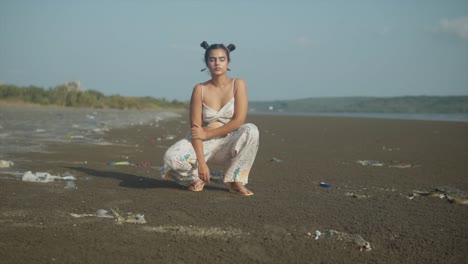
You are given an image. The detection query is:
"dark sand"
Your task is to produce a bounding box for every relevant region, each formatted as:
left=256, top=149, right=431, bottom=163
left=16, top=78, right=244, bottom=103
left=1, top=113, right=468, bottom=264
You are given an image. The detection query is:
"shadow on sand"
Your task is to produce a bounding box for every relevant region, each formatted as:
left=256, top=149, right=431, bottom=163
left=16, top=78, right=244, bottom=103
left=64, top=166, right=226, bottom=192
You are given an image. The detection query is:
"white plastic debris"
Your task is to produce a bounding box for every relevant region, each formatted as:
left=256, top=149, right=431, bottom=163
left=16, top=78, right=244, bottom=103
left=69, top=208, right=146, bottom=224
left=21, top=171, right=61, bottom=183
left=64, top=180, right=77, bottom=189
left=314, top=230, right=321, bottom=240
left=388, top=163, right=413, bottom=169
left=357, top=160, right=384, bottom=167
left=21, top=171, right=77, bottom=183
left=345, top=192, right=370, bottom=199
left=95, top=209, right=114, bottom=218
left=62, top=175, right=77, bottom=181
left=0, top=160, right=14, bottom=168
left=314, top=229, right=372, bottom=252
left=407, top=189, right=468, bottom=205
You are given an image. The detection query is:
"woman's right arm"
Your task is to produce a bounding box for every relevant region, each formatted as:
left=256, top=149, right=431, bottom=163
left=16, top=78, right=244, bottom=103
left=189, top=84, right=210, bottom=182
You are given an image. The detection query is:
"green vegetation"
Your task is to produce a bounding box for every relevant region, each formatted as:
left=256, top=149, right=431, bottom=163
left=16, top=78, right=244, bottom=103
left=250, top=96, right=468, bottom=113
left=0, top=83, right=188, bottom=110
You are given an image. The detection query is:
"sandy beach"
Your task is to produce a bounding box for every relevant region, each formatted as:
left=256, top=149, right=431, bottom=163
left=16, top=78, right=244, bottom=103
left=1, top=111, right=467, bottom=263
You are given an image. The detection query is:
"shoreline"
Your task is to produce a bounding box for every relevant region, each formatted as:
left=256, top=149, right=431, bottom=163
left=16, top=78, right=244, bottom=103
left=249, top=111, right=468, bottom=123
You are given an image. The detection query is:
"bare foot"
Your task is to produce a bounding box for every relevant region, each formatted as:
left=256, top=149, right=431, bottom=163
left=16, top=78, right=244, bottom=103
left=228, top=182, right=254, bottom=196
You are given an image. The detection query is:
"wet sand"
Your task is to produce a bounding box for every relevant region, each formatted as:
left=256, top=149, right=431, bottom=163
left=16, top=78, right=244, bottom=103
left=1, top=113, right=468, bottom=263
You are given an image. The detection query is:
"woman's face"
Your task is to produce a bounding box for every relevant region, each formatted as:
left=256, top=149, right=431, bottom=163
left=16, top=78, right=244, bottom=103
left=207, top=48, right=229, bottom=76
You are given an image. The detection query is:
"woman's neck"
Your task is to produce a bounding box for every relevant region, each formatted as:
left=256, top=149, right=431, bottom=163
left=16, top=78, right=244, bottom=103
left=210, top=75, right=230, bottom=87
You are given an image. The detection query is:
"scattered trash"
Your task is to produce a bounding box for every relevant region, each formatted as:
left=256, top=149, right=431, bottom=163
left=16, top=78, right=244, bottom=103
left=357, top=160, right=419, bottom=169
left=21, top=171, right=76, bottom=183
left=165, top=135, right=176, bottom=140
left=270, top=157, right=283, bottom=163
left=0, top=160, right=14, bottom=168
left=356, top=160, right=383, bottom=167
left=66, top=135, right=85, bottom=139
left=64, top=180, right=77, bottom=189
left=382, top=146, right=400, bottom=151
left=135, top=161, right=152, bottom=167
left=313, top=229, right=372, bottom=252
left=319, top=182, right=332, bottom=188
left=22, top=171, right=61, bottom=183
left=388, top=162, right=418, bottom=169
left=70, top=208, right=146, bottom=224
left=63, top=172, right=77, bottom=189
left=408, top=188, right=468, bottom=205
left=142, top=225, right=243, bottom=239
left=345, top=192, right=370, bottom=199
left=107, top=161, right=132, bottom=166
left=95, top=209, right=114, bottom=218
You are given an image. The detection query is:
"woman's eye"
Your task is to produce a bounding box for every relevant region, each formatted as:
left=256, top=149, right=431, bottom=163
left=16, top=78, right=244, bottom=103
left=209, top=58, right=215, bottom=62
left=220, top=58, right=226, bottom=62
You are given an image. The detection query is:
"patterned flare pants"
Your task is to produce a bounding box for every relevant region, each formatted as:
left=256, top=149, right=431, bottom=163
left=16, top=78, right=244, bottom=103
left=161, top=123, right=259, bottom=185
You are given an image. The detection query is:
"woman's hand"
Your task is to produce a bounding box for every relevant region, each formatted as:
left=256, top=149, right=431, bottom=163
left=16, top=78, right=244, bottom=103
left=197, top=162, right=210, bottom=183
left=191, top=123, right=208, bottom=140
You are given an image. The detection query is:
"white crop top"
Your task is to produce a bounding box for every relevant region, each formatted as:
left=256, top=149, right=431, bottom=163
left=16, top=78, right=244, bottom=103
left=202, top=79, right=236, bottom=125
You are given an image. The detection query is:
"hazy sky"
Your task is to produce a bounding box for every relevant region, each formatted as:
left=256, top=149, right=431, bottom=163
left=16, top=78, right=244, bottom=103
left=1, top=0, right=467, bottom=101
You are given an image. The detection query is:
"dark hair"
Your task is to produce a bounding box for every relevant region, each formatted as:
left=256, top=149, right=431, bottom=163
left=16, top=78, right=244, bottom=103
left=200, top=41, right=236, bottom=65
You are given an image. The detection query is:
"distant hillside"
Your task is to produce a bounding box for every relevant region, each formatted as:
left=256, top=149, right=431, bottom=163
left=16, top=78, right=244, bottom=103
left=250, top=96, right=468, bottom=114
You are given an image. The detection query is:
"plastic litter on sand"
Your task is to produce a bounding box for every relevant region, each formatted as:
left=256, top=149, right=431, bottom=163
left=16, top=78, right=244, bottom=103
left=270, top=157, right=283, bottom=163
left=22, top=171, right=62, bottom=183
left=407, top=187, right=468, bottom=205
left=0, top=160, right=14, bottom=168
left=107, top=161, right=132, bottom=166
left=70, top=208, right=146, bottom=224
left=313, top=229, right=372, bottom=252
left=356, top=160, right=384, bottom=167
left=345, top=192, right=370, bottom=199
left=357, top=160, right=419, bottom=168
left=21, top=171, right=77, bottom=183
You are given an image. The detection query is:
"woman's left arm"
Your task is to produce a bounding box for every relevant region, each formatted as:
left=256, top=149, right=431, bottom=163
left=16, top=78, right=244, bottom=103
left=204, top=79, right=248, bottom=139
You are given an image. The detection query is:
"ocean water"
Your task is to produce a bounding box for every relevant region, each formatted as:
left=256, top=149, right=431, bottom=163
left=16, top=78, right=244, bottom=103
left=249, top=110, right=468, bottom=123
left=0, top=105, right=182, bottom=157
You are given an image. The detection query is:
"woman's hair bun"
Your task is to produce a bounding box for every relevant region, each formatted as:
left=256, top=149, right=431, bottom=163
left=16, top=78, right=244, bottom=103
left=227, top=44, right=236, bottom=52
left=200, top=41, right=210, bottom=50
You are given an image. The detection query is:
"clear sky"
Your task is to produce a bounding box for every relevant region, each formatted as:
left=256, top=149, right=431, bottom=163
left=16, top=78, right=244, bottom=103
left=1, top=0, right=467, bottom=101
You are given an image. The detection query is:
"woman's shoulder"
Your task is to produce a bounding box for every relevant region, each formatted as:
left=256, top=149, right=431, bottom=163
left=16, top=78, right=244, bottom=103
left=233, top=78, right=247, bottom=89
left=192, top=82, right=205, bottom=91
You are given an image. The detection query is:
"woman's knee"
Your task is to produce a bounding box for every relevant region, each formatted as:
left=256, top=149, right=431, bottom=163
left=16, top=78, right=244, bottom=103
left=163, top=139, right=192, bottom=167
left=240, top=123, right=259, bottom=139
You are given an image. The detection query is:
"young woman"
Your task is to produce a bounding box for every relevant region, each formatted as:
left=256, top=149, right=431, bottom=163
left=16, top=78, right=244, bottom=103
left=161, top=41, right=259, bottom=196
